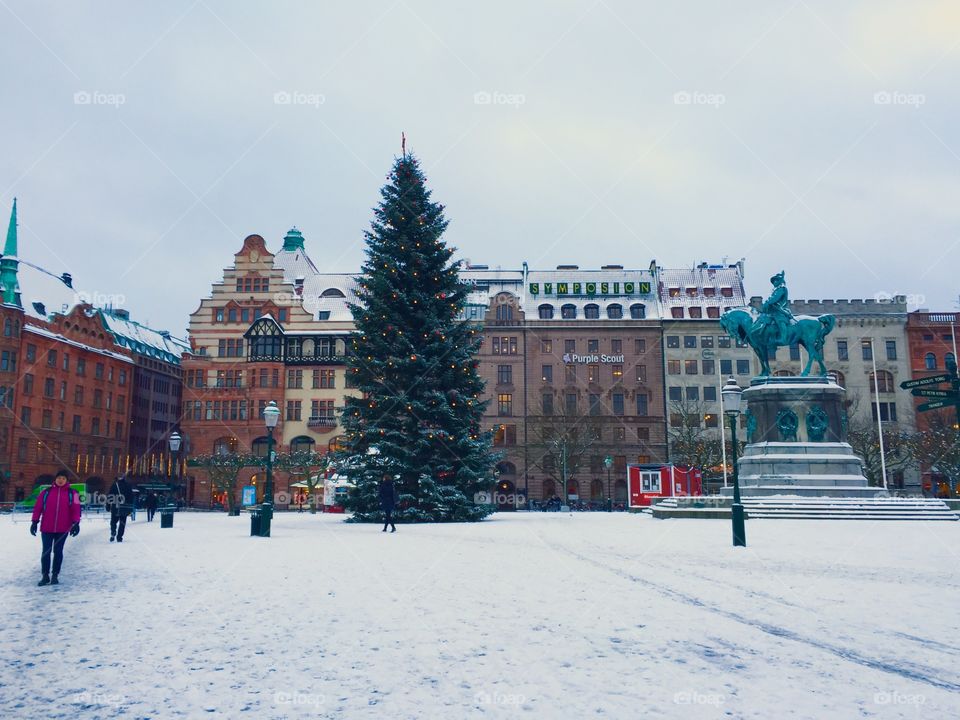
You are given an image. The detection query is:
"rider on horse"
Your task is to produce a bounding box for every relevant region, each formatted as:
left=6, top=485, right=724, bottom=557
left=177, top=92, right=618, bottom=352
left=756, top=271, right=794, bottom=345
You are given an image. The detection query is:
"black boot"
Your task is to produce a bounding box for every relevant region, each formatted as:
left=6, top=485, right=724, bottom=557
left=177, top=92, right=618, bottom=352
left=50, top=575, right=59, bottom=585
left=38, top=575, right=50, bottom=586
left=110, top=535, right=115, bottom=542
left=382, top=525, right=387, bottom=532
left=390, top=524, right=397, bottom=533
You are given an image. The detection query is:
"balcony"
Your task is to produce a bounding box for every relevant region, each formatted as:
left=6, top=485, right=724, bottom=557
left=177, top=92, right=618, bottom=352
left=307, top=415, right=337, bottom=430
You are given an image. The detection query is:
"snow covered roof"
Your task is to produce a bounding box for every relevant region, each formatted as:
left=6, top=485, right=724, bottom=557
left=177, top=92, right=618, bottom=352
left=99, top=309, right=190, bottom=365
left=23, top=324, right=134, bottom=364
left=658, top=266, right=746, bottom=320
left=273, top=246, right=357, bottom=321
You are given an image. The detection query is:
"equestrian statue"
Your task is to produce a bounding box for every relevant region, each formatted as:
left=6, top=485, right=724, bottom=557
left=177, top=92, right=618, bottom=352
left=719, top=271, right=835, bottom=377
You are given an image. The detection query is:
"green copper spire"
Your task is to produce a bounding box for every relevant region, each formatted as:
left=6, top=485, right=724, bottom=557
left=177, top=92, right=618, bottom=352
left=1, top=199, right=21, bottom=307
left=282, top=227, right=305, bottom=252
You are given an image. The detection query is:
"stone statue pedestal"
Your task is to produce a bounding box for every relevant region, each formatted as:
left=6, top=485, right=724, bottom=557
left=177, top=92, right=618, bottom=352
left=721, top=376, right=876, bottom=498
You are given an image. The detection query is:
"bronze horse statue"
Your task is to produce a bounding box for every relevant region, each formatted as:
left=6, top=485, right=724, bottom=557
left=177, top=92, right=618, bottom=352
left=720, top=308, right=836, bottom=377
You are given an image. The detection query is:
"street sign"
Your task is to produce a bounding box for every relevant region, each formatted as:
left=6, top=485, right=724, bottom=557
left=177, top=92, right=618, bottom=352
left=901, top=374, right=951, bottom=389
left=918, top=399, right=959, bottom=412
left=911, top=389, right=955, bottom=398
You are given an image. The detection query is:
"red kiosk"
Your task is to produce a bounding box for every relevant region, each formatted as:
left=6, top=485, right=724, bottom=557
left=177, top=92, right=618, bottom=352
left=627, top=464, right=703, bottom=508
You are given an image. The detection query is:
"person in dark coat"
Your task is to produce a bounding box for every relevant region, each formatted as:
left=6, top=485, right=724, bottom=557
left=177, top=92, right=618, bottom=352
left=30, top=469, right=81, bottom=586
left=145, top=492, right=158, bottom=522
left=378, top=473, right=398, bottom=533
left=108, top=475, right=133, bottom=542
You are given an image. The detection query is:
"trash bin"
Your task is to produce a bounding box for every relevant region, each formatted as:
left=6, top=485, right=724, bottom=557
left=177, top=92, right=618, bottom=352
left=249, top=509, right=261, bottom=537
left=160, top=507, right=174, bottom=528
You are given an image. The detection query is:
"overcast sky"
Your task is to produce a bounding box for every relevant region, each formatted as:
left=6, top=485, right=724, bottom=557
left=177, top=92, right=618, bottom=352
left=2, top=1, right=959, bottom=334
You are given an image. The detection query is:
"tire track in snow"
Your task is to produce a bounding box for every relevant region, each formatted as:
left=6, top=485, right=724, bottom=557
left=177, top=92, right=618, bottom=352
left=550, top=540, right=960, bottom=694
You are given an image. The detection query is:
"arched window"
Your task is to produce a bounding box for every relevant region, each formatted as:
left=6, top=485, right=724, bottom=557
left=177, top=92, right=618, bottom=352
left=870, top=370, right=894, bottom=393
left=584, top=304, right=600, bottom=319
left=830, top=370, right=845, bottom=388
left=561, top=304, right=577, bottom=319
left=212, top=437, right=237, bottom=455
left=290, top=436, right=315, bottom=454
left=321, top=288, right=346, bottom=298
left=251, top=436, right=272, bottom=457
left=606, top=304, right=623, bottom=319
left=590, top=478, right=604, bottom=500
left=947, top=352, right=956, bottom=368
left=566, top=479, right=580, bottom=499
left=629, top=303, right=646, bottom=319
left=541, top=478, right=556, bottom=500
left=614, top=479, right=627, bottom=503
left=496, top=303, right=513, bottom=321
left=925, top=352, right=937, bottom=370
left=2, top=318, right=11, bottom=337
left=496, top=461, right=516, bottom=476
left=538, top=304, right=554, bottom=319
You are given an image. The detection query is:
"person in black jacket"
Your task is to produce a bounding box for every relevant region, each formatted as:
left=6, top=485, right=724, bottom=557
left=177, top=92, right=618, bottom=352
left=378, top=473, right=398, bottom=533
left=108, top=475, right=133, bottom=542
left=144, top=492, right=158, bottom=522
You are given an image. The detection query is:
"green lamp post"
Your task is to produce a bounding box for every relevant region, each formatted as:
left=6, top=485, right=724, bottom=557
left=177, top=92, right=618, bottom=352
left=603, top=455, right=614, bottom=511
left=260, top=400, right=280, bottom=537
left=722, top=377, right=746, bottom=547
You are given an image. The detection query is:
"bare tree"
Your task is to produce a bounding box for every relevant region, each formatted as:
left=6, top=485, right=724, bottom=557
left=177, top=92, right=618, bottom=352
left=188, top=453, right=257, bottom=514
left=666, top=397, right=729, bottom=483
left=910, top=409, right=960, bottom=497
left=526, top=404, right=599, bottom=504
left=274, top=450, right=325, bottom=513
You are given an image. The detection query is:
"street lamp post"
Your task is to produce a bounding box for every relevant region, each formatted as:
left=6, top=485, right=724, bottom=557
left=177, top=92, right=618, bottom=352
left=260, top=401, right=280, bottom=537
left=604, top=455, right=613, bottom=511
left=169, top=431, right=182, bottom=504
left=722, top=377, right=746, bottom=547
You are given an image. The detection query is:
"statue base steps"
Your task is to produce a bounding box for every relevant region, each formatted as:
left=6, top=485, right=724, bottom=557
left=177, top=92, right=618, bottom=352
left=652, top=496, right=957, bottom=521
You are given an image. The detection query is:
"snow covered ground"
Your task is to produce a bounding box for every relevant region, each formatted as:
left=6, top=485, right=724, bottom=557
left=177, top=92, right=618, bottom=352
left=2, top=510, right=959, bottom=719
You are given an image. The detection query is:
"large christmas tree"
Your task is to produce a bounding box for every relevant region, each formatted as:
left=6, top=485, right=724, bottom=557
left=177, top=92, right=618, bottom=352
left=336, top=151, right=495, bottom=522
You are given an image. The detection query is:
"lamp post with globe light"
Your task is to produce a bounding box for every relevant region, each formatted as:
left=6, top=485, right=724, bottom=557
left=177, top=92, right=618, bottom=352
left=721, top=377, right=746, bottom=547
left=604, top=455, right=613, bottom=511
left=259, top=401, right=280, bottom=537
left=169, top=431, right=182, bottom=503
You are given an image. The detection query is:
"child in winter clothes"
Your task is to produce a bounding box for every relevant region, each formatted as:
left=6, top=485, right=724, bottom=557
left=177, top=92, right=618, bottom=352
left=30, top=469, right=81, bottom=586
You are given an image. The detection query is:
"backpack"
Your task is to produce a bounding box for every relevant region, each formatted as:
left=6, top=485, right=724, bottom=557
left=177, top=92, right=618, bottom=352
left=41, top=486, right=76, bottom=512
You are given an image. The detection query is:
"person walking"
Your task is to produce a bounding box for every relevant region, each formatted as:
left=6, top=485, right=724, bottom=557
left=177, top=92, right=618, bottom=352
left=378, top=473, right=398, bottom=533
left=30, top=469, right=81, bottom=586
left=145, top=492, right=158, bottom=522
left=108, top=475, right=133, bottom=542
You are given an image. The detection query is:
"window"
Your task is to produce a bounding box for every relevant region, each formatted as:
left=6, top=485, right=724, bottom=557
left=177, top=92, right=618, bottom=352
left=637, top=427, right=649, bottom=441
left=718, top=336, right=731, bottom=348
left=635, top=338, right=646, bottom=353
left=538, top=304, right=554, bottom=319
left=702, top=359, right=715, bottom=375
left=686, top=386, right=699, bottom=401
left=636, top=365, right=647, bottom=382
left=667, top=360, right=681, bottom=375
left=736, top=359, right=750, bottom=375
left=493, top=424, right=517, bottom=446
left=26, top=344, right=36, bottom=362
left=310, top=400, right=335, bottom=422
left=588, top=364, right=599, bottom=383
left=704, top=386, right=717, bottom=402
left=0, top=350, right=14, bottom=372
left=564, top=340, right=575, bottom=353
left=671, top=308, right=684, bottom=318
left=286, top=400, right=302, bottom=421
left=871, top=402, right=898, bottom=422
left=789, top=343, right=800, bottom=361
left=72, top=415, right=81, bottom=433
left=497, top=394, right=513, bottom=416
left=21, top=406, right=31, bottom=426
left=76, top=358, right=85, bottom=376
left=861, top=340, right=873, bottom=361
left=611, top=339, right=622, bottom=354
left=313, top=368, right=335, bottom=389
left=119, top=369, right=126, bottom=386
left=47, top=350, right=56, bottom=367
left=837, top=340, right=848, bottom=361
left=668, top=386, right=682, bottom=401
left=541, top=340, right=553, bottom=354
left=885, top=340, right=897, bottom=361
left=584, top=304, right=599, bottom=319
left=636, top=394, right=648, bottom=416
left=565, top=365, right=576, bottom=382
left=561, top=304, right=577, bottom=319
left=701, top=336, right=714, bottom=348
left=215, top=308, right=225, bottom=322
left=612, top=393, right=624, bottom=416
left=684, top=336, right=697, bottom=349
left=23, top=374, right=33, bottom=395
left=611, top=364, right=623, bottom=381
left=831, top=370, right=846, bottom=388
left=542, top=393, right=554, bottom=415
left=287, top=369, right=303, bottom=388
left=607, top=304, right=623, bottom=319
left=684, top=360, right=698, bottom=375
left=565, top=393, right=577, bottom=414
left=588, top=339, right=599, bottom=353
left=629, top=304, right=646, bottom=319
left=497, top=365, right=512, bottom=384
left=667, top=336, right=680, bottom=348
left=93, top=389, right=103, bottom=409
left=492, top=337, right=518, bottom=355
left=704, top=413, right=719, bottom=428
left=871, top=370, right=895, bottom=393
left=218, top=339, right=244, bottom=357
left=688, top=307, right=703, bottom=319
left=95, top=362, right=104, bottom=379
left=542, top=365, right=553, bottom=383
left=589, top=393, right=601, bottom=416
left=59, top=381, right=67, bottom=400
left=948, top=352, right=957, bottom=368
left=720, top=359, right=732, bottom=375
left=641, top=471, right=661, bottom=493
left=495, top=303, right=513, bottom=321
left=925, top=352, right=937, bottom=370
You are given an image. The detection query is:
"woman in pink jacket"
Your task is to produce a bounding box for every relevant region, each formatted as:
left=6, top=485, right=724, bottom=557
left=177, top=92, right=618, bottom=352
left=30, top=469, right=82, bottom=586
